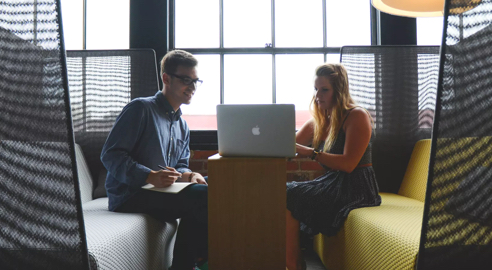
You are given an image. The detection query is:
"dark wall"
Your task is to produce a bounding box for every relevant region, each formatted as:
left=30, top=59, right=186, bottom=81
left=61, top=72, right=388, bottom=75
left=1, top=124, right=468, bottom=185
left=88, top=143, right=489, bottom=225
left=379, top=12, right=417, bottom=45
left=130, top=0, right=169, bottom=89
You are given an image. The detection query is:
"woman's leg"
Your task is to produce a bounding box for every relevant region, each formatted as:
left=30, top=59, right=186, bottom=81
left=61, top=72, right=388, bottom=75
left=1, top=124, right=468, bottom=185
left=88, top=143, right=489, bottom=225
left=286, top=209, right=302, bottom=270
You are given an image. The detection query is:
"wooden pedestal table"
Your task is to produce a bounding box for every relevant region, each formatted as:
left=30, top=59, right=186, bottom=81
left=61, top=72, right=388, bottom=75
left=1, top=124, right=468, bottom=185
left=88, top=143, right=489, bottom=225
left=207, top=154, right=286, bottom=270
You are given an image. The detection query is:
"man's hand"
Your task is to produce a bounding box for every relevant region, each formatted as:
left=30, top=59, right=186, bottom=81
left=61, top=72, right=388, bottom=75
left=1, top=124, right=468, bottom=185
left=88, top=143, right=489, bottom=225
left=183, top=172, right=207, bottom=185
left=191, top=173, right=207, bottom=185
left=146, top=167, right=182, bottom=188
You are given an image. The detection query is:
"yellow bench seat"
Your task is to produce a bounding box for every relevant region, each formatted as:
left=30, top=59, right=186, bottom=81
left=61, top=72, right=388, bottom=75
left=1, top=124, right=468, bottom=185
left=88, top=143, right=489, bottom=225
left=314, top=193, right=424, bottom=270
left=314, top=139, right=431, bottom=270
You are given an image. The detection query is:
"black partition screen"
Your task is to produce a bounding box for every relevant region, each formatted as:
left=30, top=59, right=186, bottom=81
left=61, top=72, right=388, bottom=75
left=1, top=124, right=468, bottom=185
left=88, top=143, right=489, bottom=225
left=66, top=49, right=159, bottom=196
left=341, top=46, right=440, bottom=193
left=418, top=0, right=492, bottom=269
left=0, top=1, right=90, bottom=270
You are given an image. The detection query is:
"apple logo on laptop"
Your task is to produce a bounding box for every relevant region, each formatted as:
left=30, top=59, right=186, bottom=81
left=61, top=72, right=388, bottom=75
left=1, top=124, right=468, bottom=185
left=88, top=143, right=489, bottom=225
left=252, top=125, right=260, bottom=135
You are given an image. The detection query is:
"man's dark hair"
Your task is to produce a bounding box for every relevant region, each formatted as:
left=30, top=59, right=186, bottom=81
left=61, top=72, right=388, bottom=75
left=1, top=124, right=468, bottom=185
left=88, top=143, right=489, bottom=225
left=160, top=50, right=198, bottom=78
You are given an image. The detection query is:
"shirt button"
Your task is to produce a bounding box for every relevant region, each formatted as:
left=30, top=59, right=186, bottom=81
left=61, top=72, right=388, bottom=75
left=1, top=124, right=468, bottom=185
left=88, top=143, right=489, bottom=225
left=171, top=138, right=173, bottom=141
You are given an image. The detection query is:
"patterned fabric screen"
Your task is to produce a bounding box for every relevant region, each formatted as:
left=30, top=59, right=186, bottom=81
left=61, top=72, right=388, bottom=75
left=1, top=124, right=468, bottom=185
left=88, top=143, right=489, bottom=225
left=66, top=50, right=159, bottom=196
left=0, top=1, right=90, bottom=269
left=341, top=46, right=440, bottom=193
left=417, top=0, right=492, bottom=268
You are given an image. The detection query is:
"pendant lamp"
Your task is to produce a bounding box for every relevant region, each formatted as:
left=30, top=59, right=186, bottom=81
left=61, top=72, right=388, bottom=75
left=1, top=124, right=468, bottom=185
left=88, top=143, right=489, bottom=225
left=371, top=0, right=482, bottom=17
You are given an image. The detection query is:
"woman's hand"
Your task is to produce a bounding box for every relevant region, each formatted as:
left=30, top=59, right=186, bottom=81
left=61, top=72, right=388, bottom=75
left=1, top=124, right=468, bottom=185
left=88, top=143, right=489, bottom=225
left=296, top=143, right=314, bottom=158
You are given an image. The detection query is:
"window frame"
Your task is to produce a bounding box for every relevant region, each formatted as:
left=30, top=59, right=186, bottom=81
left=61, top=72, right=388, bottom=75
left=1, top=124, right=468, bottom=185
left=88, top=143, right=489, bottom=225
left=64, top=1, right=381, bottom=150
left=169, top=0, right=371, bottom=104
left=169, top=0, right=377, bottom=150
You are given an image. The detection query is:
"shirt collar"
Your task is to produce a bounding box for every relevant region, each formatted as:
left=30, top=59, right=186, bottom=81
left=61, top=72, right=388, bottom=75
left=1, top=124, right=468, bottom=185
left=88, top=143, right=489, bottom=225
left=155, top=91, right=182, bottom=120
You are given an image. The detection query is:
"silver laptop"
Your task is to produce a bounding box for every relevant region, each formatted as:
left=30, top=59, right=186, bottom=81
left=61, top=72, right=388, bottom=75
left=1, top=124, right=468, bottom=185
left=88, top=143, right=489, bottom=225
left=217, top=104, right=296, bottom=158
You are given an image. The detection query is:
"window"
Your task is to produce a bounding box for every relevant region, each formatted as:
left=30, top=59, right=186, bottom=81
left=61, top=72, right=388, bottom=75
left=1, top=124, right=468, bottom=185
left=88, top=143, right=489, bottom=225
left=173, top=0, right=372, bottom=130
left=60, top=0, right=129, bottom=50
left=417, top=17, right=444, bottom=46
left=60, top=0, right=84, bottom=50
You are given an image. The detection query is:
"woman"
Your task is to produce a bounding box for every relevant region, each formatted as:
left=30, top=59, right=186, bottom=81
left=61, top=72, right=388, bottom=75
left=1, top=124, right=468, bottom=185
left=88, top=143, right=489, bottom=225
left=286, top=63, right=381, bottom=270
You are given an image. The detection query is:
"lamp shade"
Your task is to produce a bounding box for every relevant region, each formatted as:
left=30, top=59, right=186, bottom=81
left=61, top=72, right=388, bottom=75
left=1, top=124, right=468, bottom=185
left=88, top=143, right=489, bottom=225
left=372, top=0, right=482, bottom=17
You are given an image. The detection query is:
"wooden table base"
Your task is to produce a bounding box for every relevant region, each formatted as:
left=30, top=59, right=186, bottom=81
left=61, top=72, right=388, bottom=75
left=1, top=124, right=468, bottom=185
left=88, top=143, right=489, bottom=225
left=208, top=154, right=286, bottom=270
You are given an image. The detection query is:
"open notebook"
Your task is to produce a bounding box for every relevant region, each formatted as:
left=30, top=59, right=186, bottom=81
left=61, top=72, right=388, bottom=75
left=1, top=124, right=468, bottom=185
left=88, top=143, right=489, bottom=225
left=141, top=182, right=195, bottom=194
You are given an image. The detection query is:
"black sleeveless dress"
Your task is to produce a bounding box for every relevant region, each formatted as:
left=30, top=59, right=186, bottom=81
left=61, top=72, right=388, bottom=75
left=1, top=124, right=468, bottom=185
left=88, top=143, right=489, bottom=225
left=286, top=112, right=381, bottom=236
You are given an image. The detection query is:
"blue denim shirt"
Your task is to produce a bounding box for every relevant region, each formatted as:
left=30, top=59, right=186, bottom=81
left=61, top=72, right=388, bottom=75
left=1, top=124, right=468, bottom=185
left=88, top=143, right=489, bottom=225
left=101, top=91, right=192, bottom=211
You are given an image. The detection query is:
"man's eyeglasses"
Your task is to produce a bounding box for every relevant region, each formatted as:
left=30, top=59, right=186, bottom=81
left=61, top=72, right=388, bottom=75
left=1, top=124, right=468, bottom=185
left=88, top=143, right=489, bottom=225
left=168, top=73, right=203, bottom=87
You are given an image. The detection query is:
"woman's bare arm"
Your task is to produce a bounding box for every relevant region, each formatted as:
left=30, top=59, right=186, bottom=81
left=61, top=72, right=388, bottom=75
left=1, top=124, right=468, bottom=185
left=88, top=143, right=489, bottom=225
left=296, top=108, right=372, bottom=173
left=295, top=118, right=315, bottom=146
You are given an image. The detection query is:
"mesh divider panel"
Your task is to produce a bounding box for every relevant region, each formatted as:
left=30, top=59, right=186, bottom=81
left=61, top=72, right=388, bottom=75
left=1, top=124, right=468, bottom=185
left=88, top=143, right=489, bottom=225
left=341, top=46, right=440, bottom=193
left=0, top=1, right=89, bottom=269
left=418, top=0, right=492, bottom=269
left=66, top=49, right=159, bottom=196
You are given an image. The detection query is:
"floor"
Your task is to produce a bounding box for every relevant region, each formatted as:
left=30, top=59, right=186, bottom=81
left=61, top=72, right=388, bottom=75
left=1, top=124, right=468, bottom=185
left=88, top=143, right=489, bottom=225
left=301, top=234, right=327, bottom=270
left=303, top=249, right=327, bottom=270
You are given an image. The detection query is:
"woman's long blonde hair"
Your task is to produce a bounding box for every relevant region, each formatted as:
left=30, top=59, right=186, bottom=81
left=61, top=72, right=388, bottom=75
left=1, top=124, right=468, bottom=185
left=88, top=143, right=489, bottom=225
left=311, top=63, right=355, bottom=152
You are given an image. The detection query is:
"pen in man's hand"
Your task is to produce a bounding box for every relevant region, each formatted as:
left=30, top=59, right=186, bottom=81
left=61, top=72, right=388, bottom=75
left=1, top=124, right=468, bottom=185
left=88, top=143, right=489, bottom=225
left=158, top=165, right=182, bottom=178
left=158, top=165, right=170, bottom=171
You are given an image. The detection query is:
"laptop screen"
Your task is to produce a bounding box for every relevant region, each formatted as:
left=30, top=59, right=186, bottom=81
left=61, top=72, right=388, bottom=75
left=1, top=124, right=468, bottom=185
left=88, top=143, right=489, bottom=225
left=216, top=104, right=296, bottom=158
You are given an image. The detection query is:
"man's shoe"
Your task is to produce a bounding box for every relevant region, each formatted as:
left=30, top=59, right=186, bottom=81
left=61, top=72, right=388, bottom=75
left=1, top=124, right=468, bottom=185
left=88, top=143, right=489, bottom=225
left=169, top=266, right=197, bottom=270
left=195, top=261, right=208, bottom=270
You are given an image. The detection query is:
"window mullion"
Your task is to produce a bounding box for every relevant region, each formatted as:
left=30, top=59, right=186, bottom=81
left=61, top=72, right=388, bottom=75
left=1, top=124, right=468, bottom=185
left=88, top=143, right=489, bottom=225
left=377, top=10, right=381, bottom=45
left=220, top=54, right=224, bottom=104
left=220, top=0, right=224, bottom=104
left=169, top=0, right=175, bottom=50
left=271, top=0, right=276, bottom=48
left=179, top=47, right=340, bottom=54
left=83, top=0, right=87, bottom=49
left=272, top=54, right=276, bottom=103
left=220, top=0, right=224, bottom=49
left=271, top=0, right=276, bottom=103
left=323, top=0, right=327, bottom=62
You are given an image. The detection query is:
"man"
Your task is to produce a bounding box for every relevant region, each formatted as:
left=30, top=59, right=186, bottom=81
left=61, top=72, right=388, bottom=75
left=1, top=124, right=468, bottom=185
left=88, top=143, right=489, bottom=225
left=101, top=50, right=208, bottom=270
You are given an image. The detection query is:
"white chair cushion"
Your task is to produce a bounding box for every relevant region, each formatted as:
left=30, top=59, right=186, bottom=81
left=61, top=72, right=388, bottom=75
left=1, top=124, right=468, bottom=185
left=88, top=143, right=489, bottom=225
left=82, top=198, right=178, bottom=270
left=75, top=143, right=93, bottom=204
